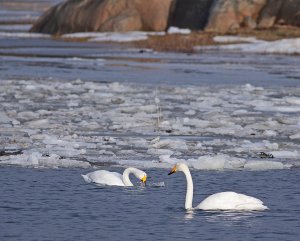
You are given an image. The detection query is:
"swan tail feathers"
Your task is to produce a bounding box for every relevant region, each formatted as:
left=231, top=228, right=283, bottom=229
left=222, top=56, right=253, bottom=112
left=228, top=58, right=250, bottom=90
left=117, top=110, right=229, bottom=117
left=81, top=174, right=92, bottom=183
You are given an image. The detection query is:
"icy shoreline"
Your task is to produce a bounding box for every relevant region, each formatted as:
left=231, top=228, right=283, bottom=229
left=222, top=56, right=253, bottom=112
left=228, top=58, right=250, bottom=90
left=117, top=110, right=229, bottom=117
left=0, top=79, right=300, bottom=170
left=197, top=36, right=300, bottom=55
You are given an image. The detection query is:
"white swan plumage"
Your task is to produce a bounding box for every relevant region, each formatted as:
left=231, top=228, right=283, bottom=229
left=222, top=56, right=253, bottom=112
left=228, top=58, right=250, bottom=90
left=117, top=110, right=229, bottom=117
left=82, top=167, right=147, bottom=186
left=168, top=163, right=268, bottom=211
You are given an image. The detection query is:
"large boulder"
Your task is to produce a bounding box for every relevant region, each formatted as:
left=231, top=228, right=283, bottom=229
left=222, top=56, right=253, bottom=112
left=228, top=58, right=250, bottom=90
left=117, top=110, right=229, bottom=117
left=205, top=0, right=267, bottom=32
left=257, top=0, right=284, bottom=28
left=258, top=0, right=300, bottom=28
left=168, top=0, right=214, bottom=30
left=30, top=0, right=300, bottom=35
left=30, top=0, right=173, bottom=34
left=277, top=0, right=300, bottom=27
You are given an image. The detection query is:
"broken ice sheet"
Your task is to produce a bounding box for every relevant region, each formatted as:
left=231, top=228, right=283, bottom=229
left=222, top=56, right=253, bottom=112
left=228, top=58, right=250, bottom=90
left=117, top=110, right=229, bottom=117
left=0, top=79, right=300, bottom=169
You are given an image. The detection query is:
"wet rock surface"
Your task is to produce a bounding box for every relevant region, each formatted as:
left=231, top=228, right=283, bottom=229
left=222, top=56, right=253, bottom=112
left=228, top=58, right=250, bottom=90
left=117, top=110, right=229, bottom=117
left=30, top=0, right=300, bottom=34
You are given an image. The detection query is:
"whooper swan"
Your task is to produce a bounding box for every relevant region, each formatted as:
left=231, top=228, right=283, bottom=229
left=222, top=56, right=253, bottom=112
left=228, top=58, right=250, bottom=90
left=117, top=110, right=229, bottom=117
left=168, top=163, right=268, bottom=211
left=82, top=167, right=147, bottom=186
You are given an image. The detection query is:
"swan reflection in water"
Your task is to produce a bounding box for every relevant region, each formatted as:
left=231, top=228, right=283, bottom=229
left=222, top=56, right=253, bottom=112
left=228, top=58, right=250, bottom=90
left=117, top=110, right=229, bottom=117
left=203, top=211, right=265, bottom=226
left=184, top=209, right=265, bottom=227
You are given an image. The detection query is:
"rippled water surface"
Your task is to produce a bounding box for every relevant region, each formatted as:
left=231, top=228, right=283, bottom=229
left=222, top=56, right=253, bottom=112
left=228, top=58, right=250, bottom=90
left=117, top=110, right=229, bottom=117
left=1, top=167, right=300, bottom=241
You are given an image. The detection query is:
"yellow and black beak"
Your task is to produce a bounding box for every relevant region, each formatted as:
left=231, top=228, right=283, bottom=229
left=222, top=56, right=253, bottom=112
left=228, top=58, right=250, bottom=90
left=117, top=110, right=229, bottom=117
left=168, top=166, right=177, bottom=175
left=141, top=175, right=147, bottom=185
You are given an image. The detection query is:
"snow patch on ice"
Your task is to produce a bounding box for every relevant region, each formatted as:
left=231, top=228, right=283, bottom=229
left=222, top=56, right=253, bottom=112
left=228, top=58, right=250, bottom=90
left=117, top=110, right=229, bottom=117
left=289, top=133, right=300, bottom=140
left=1, top=79, right=300, bottom=170
left=190, top=154, right=246, bottom=170
left=203, top=36, right=300, bottom=55
left=213, top=36, right=260, bottom=43
left=167, top=26, right=191, bottom=35
left=62, top=31, right=165, bottom=42
left=117, top=154, right=290, bottom=171
left=235, top=140, right=279, bottom=153
left=244, top=160, right=286, bottom=170
left=150, top=138, right=188, bottom=151
left=270, top=150, right=299, bottom=158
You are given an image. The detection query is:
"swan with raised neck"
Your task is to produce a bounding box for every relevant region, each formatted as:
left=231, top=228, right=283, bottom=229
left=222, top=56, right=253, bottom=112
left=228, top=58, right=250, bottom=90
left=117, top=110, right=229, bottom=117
left=168, top=163, right=268, bottom=211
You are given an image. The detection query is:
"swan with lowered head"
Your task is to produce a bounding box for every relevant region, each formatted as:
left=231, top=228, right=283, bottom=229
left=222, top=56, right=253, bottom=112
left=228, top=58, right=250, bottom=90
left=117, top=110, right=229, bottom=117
left=168, top=163, right=268, bottom=211
left=82, top=167, right=147, bottom=186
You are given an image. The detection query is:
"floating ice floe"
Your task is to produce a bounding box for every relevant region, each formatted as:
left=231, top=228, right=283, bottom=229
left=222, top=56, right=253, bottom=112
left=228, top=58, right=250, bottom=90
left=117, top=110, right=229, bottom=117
left=41, top=135, right=86, bottom=157
left=289, top=133, right=300, bottom=140
left=0, top=111, right=14, bottom=126
left=147, top=148, right=174, bottom=156
left=0, top=151, right=91, bottom=168
left=234, top=140, right=279, bottom=153
left=244, top=160, right=286, bottom=170
left=117, top=154, right=290, bottom=171
left=190, top=154, right=246, bottom=170
left=1, top=79, right=300, bottom=169
left=150, top=138, right=188, bottom=151
left=270, top=150, right=299, bottom=158
left=199, top=36, right=300, bottom=55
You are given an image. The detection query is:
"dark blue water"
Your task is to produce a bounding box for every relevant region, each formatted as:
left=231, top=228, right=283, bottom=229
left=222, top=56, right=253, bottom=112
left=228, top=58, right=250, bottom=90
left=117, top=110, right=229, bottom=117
left=1, top=167, right=299, bottom=240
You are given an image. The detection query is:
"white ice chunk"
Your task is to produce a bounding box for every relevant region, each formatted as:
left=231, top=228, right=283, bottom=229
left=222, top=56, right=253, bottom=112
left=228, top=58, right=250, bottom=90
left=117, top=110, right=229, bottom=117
left=167, top=26, right=192, bottom=35
left=284, top=97, right=300, bottom=105
left=262, top=130, right=277, bottom=137
left=244, top=83, right=264, bottom=92
left=270, top=150, right=299, bottom=158
left=206, top=37, right=300, bottom=54
left=0, top=111, right=13, bottom=124
left=139, top=105, right=157, bottom=113
left=244, top=160, right=286, bottom=170
left=159, top=154, right=186, bottom=165
left=289, top=133, right=300, bottom=140
left=0, top=152, right=91, bottom=168
left=26, top=119, right=49, bottom=128
left=117, top=159, right=173, bottom=169
left=117, top=150, right=137, bottom=155
left=150, top=139, right=188, bottom=151
left=147, top=148, right=174, bottom=156
left=213, top=36, right=260, bottom=43
left=63, top=31, right=164, bottom=42
left=184, top=110, right=196, bottom=116
left=235, top=140, right=279, bottom=152
left=190, top=154, right=246, bottom=170
left=17, top=111, right=39, bottom=121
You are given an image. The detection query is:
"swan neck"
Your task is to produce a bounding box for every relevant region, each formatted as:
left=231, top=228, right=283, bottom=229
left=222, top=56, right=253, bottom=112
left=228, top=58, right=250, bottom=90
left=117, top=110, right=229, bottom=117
left=122, top=168, right=134, bottom=186
left=183, top=166, right=193, bottom=210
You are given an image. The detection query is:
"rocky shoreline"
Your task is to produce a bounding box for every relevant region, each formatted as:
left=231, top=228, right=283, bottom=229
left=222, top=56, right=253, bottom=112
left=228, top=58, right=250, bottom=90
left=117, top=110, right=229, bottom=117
left=131, top=25, right=300, bottom=52
left=31, top=0, right=300, bottom=35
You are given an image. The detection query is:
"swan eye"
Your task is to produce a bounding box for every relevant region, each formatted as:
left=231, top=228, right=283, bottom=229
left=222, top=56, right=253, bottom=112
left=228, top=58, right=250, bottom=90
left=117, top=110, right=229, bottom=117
left=168, top=166, right=177, bottom=175
left=141, top=175, right=147, bottom=183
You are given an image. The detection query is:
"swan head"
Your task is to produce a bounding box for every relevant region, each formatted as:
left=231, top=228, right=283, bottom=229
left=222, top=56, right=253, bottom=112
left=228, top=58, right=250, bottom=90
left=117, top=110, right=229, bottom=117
left=135, top=169, right=147, bottom=185
left=168, top=163, right=188, bottom=175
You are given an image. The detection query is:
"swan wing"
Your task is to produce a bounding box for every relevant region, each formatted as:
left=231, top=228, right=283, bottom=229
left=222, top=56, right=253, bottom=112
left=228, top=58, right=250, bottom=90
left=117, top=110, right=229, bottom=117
left=83, top=170, right=125, bottom=186
left=197, top=191, right=268, bottom=211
